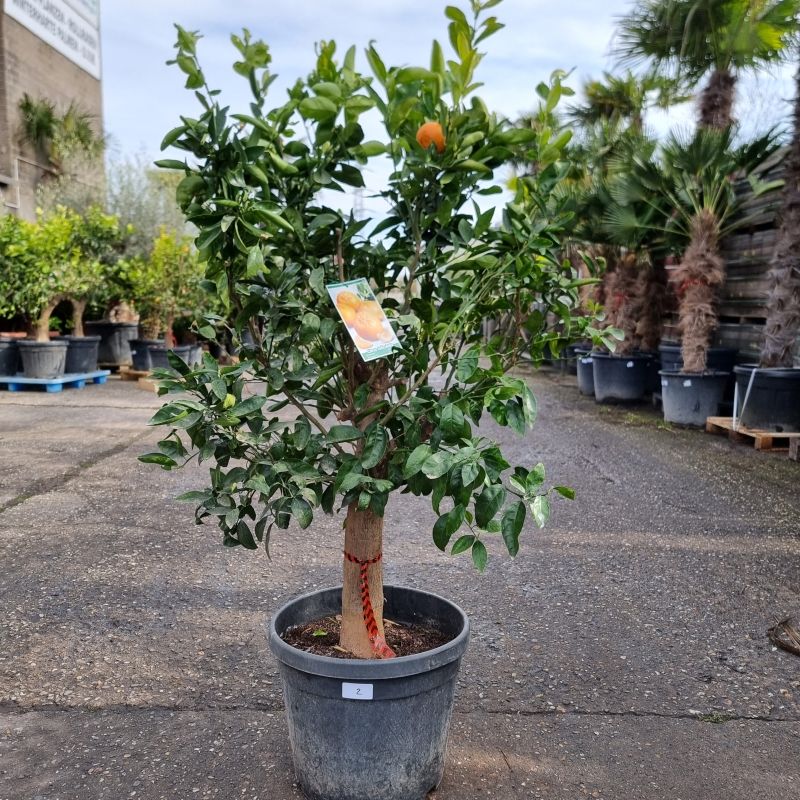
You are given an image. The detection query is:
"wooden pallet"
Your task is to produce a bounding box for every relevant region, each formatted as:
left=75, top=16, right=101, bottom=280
left=0, top=370, right=110, bottom=393
left=705, top=416, right=800, bottom=451
left=118, top=365, right=150, bottom=382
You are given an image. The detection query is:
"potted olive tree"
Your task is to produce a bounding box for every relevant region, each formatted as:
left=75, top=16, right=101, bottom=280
left=141, top=5, right=606, bottom=798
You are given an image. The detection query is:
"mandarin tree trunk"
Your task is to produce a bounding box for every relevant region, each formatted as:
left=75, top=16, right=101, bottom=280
left=699, top=69, right=736, bottom=130
left=71, top=299, right=87, bottom=337
left=760, top=64, right=800, bottom=368
left=35, top=296, right=66, bottom=342
left=340, top=504, right=389, bottom=658
left=675, top=210, right=725, bottom=373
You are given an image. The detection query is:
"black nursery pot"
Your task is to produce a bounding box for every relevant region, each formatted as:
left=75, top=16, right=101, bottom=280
left=17, top=340, right=68, bottom=379
left=268, top=585, right=470, bottom=800
left=575, top=349, right=595, bottom=396
left=659, top=370, right=729, bottom=427
left=148, top=344, right=193, bottom=370
left=658, top=343, right=738, bottom=374
left=591, top=352, right=652, bottom=403
left=733, top=365, right=800, bottom=432
left=0, top=338, right=19, bottom=376
left=85, top=321, right=139, bottom=366
left=64, top=336, right=101, bottom=374
left=129, top=339, right=164, bottom=371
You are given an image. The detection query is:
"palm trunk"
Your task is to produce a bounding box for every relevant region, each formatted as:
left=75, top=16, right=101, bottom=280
left=675, top=210, right=725, bottom=373
left=698, top=69, right=736, bottom=130
left=760, top=64, right=800, bottom=368
left=635, top=261, right=667, bottom=352
left=609, top=253, right=641, bottom=355
left=340, top=504, right=388, bottom=658
left=71, top=299, right=87, bottom=337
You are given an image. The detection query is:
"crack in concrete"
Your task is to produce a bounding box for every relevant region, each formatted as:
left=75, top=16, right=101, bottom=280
left=0, top=429, right=152, bottom=515
left=0, top=700, right=797, bottom=725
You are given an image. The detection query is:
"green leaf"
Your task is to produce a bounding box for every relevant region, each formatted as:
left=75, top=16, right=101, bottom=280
left=475, top=484, right=506, bottom=528
left=440, top=404, right=465, bottom=440
left=531, top=494, right=551, bottom=528
left=328, top=425, right=363, bottom=443
left=501, top=501, right=525, bottom=557
left=527, top=463, right=546, bottom=490
left=291, top=497, right=313, bottom=529
left=299, top=95, right=338, bottom=121
left=230, top=395, right=266, bottom=417
left=404, top=444, right=432, bottom=478
left=471, top=540, right=488, bottom=572
left=451, top=534, right=475, bottom=555
left=456, top=347, right=479, bottom=381
left=553, top=486, right=576, bottom=500
left=138, top=453, right=177, bottom=469
left=421, top=451, right=451, bottom=480
left=153, top=159, right=186, bottom=171
left=506, top=399, right=525, bottom=435
left=432, top=504, right=465, bottom=551
left=361, top=424, right=388, bottom=469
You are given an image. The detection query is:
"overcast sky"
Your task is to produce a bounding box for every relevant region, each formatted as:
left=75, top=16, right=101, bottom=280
left=99, top=1, right=795, bottom=168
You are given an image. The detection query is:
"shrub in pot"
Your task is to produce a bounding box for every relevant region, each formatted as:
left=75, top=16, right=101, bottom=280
left=140, top=10, right=610, bottom=798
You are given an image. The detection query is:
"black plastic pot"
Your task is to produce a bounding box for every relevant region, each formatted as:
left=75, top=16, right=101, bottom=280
left=129, top=339, right=163, bottom=371
left=658, top=343, right=738, bottom=374
left=84, top=321, right=139, bottom=366
left=64, top=335, right=101, bottom=374
left=269, top=585, right=470, bottom=800
left=591, top=352, right=652, bottom=403
left=0, top=338, right=19, bottom=376
left=733, top=365, right=800, bottom=432
left=576, top=350, right=595, bottom=396
left=148, top=344, right=194, bottom=370
left=17, top=340, right=68, bottom=379
left=659, top=370, right=729, bottom=426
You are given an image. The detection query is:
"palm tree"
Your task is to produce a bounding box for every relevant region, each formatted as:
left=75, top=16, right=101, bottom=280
left=615, top=0, right=799, bottom=129
left=605, top=127, right=779, bottom=371
left=761, top=62, right=800, bottom=367
left=569, top=70, right=690, bottom=131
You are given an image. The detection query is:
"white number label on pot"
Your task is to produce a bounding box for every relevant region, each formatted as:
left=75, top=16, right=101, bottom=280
left=661, top=379, right=669, bottom=387
left=683, top=379, right=692, bottom=388
left=626, top=361, right=634, bottom=368
left=342, top=682, right=373, bottom=700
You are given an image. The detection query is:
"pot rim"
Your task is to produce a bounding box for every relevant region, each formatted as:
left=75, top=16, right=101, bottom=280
left=268, top=584, right=470, bottom=680
left=16, top=339, right=69, bottom=348
left=658, top=369, right=730, bottom=378
left=590, top=351, right=652, bottom=361
left=733, top=364, right=800, bottom=377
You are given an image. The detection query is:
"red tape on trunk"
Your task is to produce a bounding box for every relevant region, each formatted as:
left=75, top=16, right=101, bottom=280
left=344, top=551, right=396, bottom=659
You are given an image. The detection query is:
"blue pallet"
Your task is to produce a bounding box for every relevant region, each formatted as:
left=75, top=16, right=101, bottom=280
left=0, top=370, right=111, bottom=393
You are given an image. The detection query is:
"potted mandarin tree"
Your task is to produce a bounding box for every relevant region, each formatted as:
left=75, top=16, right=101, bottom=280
left=141, top=4, right=607, bottom=798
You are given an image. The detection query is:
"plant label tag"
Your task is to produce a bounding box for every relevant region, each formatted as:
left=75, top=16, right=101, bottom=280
left=342, top=682, right=373, bottom=700
left=683, top=379, right=692, bottom=387
left=327, top=278, right=401, bottom=363
left=626, top=361, right=634, bottom=368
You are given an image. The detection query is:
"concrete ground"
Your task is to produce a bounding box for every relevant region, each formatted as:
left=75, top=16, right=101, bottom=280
left=0, top=370, right=798, bottom=800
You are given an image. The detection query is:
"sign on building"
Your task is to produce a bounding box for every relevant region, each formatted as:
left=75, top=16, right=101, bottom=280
left=5, top=0, right=101, bottom=80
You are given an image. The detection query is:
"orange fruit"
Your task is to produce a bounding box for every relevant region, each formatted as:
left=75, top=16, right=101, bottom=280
left=416, top=121, right=446, bottom=153
left=340, top=304, right=358, bottom=326
left=336, top=291, right=361, bottom=312
left=353, top=308, right=385, bottom=341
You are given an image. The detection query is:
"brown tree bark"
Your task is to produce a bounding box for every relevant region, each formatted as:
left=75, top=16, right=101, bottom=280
left=674, top=210, right=725, bottom=373
left=35, top=295, right=67, bottom=342
left=609, top=253, right=642, bottom=355
left=635, top=261, right=667, bottom=352
left=71, top=299, right=87, bottom=337
left=698, top=69, right=736, bottom=130
left=760, top=64, right=800, bottom=368
left=340, top=504, right=389, bottom=658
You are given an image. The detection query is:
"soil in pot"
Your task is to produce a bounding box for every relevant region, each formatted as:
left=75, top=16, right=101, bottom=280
left=591, top=352, right=652, bottom=403
left=130, top=339, right=163, bottom=371
left=269, top=585, right=470, bottom=800
left=17, top=340, right=68, bottom=379
left=0, top=338, right=19, bottom=376
left=64, top=336, right=101, bottom=373
left=659, top=370, right=728, bottom=427
left=733, top=366, right=800, bottom=432
left=282, top=614, right=452, bottom=659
